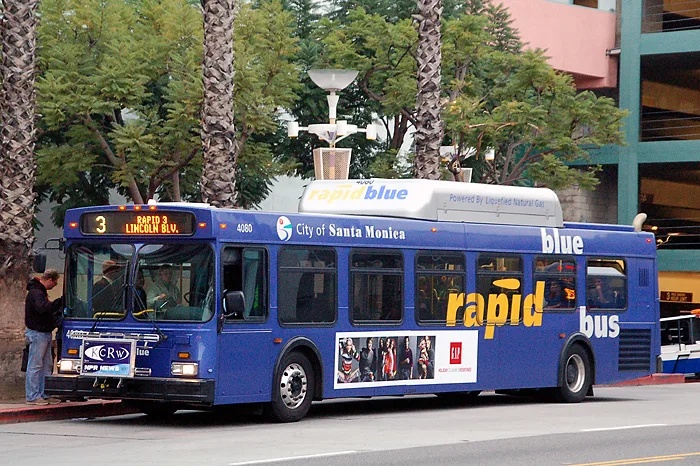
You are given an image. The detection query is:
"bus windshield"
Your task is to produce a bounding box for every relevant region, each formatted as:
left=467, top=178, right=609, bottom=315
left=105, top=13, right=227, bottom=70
left=133, top=243, right=215, bottom=322
left=65, top=242, right=215, bottom=322
left=65, top=243, right=134, bottom=320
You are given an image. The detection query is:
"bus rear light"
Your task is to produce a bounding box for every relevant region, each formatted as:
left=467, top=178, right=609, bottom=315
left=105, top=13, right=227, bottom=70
left=171, top=362, right=198, bottom=377
left=67, top=348, right=79, bottom=356
left=178, top=352, right=190, bottom=359
left=59, top=359, right=80, bottom=374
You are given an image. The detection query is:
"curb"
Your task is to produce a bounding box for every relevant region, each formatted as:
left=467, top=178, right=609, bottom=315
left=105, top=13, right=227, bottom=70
left=606, top=373, right=686, bottom=387
left=0, top=400, right=138, bottom=425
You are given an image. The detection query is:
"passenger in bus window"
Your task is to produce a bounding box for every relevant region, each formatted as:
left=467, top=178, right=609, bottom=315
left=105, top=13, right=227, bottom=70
left=148, top=264, right=181, bottom=308
left=587, top=277, right=616, bottom=308
left=93, top=260, right=125, bottom=314
left=399, top=336, right=413, bottom=380
left=359, top=337, right=377, bottom=382
left=545, top=280, right=567, bottom=308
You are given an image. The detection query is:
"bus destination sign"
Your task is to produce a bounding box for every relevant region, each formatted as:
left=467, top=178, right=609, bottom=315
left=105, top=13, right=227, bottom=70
left=80, top=211, right=196, bottom=236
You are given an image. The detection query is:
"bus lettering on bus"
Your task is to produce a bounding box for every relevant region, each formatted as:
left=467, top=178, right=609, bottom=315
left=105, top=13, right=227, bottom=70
left=445, top=280, right=545, bottom=339
left=541, top=228, right=584, bottom=255
left=579, top=306, right=620, bottom=339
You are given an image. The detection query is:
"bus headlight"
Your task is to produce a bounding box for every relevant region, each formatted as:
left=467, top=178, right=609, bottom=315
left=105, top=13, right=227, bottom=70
left=59, top=359, right=81, bottom=374
left=171, top=362, right=198, bottom=377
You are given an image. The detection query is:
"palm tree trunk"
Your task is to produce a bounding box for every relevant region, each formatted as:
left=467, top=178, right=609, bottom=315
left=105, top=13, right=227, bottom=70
left=414, top=0, right=444, bottom=180
left=0, top=0, right=40, bottom=398
left=200, top=0, right=238, bottom=208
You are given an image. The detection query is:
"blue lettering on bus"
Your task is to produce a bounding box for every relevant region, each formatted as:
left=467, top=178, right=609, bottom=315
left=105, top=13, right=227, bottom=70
left=307, top=184, right=408, bottom=204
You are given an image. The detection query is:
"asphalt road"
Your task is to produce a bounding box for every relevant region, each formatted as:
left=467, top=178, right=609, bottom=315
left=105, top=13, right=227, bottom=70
left=2, top=384, right=700, bottom=466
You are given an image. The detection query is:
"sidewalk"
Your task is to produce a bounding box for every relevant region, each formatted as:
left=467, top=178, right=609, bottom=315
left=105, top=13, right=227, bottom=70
left=0, top=399, right=137, bottom=425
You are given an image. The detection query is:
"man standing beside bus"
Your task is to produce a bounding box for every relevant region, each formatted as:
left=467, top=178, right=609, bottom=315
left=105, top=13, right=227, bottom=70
left=25, top=269, right=64, bottom=405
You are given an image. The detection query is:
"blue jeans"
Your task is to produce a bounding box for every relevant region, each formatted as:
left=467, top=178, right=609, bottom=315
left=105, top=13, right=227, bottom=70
left=25, top=329, right=53, bottom=401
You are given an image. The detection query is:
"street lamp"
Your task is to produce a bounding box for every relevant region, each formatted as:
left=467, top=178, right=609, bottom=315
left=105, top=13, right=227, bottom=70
left=287, top=69, right=376, bottom=180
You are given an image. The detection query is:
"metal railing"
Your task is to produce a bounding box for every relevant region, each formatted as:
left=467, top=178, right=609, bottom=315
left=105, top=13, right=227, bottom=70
left=643, top=0, right=700, bottom=33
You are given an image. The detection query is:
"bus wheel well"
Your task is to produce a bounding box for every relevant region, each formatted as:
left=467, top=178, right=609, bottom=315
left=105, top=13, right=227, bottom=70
left=560, top=336, right=596, bottom=388
left=290, top=346, right=323, bottom=401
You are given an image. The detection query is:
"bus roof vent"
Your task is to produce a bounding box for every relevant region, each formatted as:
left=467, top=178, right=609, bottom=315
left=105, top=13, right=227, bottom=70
left=298, top=178, right=563, bottom=227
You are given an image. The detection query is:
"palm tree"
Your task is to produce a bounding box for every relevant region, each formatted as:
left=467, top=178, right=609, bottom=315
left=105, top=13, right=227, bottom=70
left=414, top=0, right=444, bottom=180
left=0, top=0, right=40, bottom=397
left=200, top=0, right=238, bottom=208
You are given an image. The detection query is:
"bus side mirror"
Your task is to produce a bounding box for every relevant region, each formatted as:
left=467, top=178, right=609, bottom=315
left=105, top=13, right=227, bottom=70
left=222, top=290, right=245, bottom=320
left=33, top=253, right=47, bottom=273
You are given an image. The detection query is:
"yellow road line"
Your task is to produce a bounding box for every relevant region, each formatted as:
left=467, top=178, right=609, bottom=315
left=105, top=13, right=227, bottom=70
left=570, top=452, right=700, bottom=466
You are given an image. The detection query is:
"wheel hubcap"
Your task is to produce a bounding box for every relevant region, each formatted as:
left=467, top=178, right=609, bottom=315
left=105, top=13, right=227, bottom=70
left=279, top=362, right=307, bottom=409
left=565, top=354, right=585, bottom=393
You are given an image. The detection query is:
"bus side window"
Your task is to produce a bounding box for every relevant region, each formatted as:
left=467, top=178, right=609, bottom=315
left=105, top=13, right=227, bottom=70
left=586, top=258, right=627, bottom=311
left=350, top=250, right=403, bottom=325
left=222, top=247, right=267, bottom=321
left=278, top=247, right=337, bottom=325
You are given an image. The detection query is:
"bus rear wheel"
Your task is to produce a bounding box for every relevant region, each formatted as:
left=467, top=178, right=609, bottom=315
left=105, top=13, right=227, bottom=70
left=266, top=352, right=314, bottom=423
left=554, top=344, right=591, bottom=403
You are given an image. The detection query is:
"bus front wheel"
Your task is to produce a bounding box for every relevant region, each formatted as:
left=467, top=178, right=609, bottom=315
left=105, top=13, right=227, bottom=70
left=554, top=344, right=591, bottom=403
left=267, top=352, right=314, bottom=423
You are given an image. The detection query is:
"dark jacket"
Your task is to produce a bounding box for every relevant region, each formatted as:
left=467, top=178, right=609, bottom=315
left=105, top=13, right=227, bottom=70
left=25, top=278, right=63, bottom=333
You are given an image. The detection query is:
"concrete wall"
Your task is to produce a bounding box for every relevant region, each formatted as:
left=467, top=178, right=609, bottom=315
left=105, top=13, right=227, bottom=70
left=557, top=168, right=618, bottom=223
left=498, top=0, right=618, bottom=88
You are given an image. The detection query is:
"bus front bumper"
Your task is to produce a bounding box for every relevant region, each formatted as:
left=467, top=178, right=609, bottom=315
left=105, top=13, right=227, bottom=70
left=45, top=375, right=215, bottom=405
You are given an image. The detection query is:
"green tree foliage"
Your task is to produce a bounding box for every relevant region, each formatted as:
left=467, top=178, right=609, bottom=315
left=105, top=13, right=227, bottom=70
left=36, top=0, right=299, bottom=225
left=445, top=49, right=626, bottom=187
left=317, top=2, right=625, bottom=188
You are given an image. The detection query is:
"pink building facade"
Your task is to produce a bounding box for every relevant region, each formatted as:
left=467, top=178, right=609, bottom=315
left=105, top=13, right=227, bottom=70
left=497, top=0, right=618, bottom=89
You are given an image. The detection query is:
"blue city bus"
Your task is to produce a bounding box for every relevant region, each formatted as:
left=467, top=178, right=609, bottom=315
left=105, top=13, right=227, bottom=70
left=45, top=179, right=660, bottom=422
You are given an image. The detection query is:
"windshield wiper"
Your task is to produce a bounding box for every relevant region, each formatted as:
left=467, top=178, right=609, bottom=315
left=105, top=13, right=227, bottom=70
left=130, top=284, right=167, bottom=346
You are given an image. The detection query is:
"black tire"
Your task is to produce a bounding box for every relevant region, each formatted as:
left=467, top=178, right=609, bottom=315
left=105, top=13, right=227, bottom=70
left=554, top=344, right=591, bottom=403
left=135, top=401, right=178, bottom=418
left=266, top=352, right=315, bottom=423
